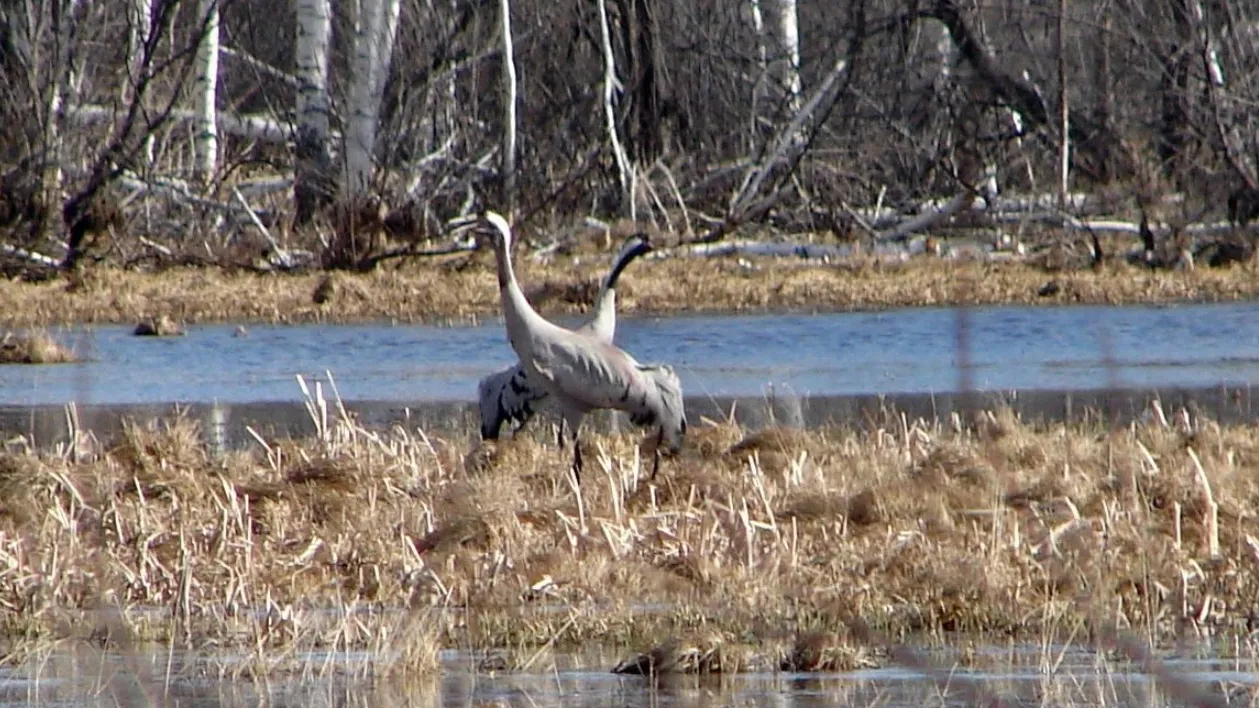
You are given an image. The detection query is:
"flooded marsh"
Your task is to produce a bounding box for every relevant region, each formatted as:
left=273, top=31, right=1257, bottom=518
left=3, top=390, right=1259, bottom=704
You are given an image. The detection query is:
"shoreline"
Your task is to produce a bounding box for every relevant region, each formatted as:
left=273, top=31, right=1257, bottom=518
left=4, top=384, right=1256, bottom=452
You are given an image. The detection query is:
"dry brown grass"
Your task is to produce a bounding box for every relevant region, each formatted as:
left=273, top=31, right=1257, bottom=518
left=2, top=248, right=1258, bottom=327
left=3, top=396, right=1259, bottom=675
left=0, top=329, right=77, bottom=364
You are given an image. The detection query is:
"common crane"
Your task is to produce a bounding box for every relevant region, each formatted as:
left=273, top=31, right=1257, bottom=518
left=470, top=211, right=686, bottom=483
left=478, top=233, right=652, bottom=441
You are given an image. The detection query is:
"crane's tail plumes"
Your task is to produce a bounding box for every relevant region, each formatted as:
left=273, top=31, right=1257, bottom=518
left=631, top=363, right=687, bottom=453
left=477, top=364, right=549, bottom=440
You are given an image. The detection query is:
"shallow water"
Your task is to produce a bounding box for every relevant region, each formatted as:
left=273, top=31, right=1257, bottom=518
left=2, top=302, right=1258, bottom=407
left=2, top=643, right=1254, bottom=707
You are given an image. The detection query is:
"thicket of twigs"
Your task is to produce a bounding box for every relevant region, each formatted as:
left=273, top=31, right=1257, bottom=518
left=3, top=0, right=1259, bottom=279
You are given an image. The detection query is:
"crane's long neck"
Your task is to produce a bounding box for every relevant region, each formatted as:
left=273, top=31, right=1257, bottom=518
left=587, top=242, right=643, bottom=342
left=491, top=231, right=550, bottom=342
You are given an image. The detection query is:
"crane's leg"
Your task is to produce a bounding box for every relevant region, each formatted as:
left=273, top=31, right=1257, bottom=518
left=651, top=427, right=664, bottom=480
left=510, top=410, right=534, bottom=438
left=560, top=411, right=582, bottom=487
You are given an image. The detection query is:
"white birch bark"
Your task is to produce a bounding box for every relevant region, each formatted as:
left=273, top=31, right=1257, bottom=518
left=294, top=0, right=333, bottom=219
left=1189, top=0, right=1223, bottom=86
left=344, top=0, right=379, bottom=198
left=295, top=0, right=332, bottom=121
left=41, top=0, right=85, bottom=237
left=193, top=0, right=220, bottom=182
left=766, top=0, right=801, bottom=113
left=746, top=0, right=800, bottom=139
left=1057, top=0, right=1069, bottom=205
left=126, top=0, right=154, bottom=165
left=374, top=0, right=400, bottom=102
left=746, top=0, right=767, bottom=143
left=342, top=0, right=401, bottom=199
left=931, top=20, right=954, bottom=89
left=499, top=0, right=517, bottom=213
left=596, top=0, right=631, bottom=201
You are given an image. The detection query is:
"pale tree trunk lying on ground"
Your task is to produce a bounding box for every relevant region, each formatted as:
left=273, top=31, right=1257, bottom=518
left=657, top=193, right=1248, bottom=263
left=65, top=104, right=305, bottom=145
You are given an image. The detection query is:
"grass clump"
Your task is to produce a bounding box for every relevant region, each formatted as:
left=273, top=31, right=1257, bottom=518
left=132, top=314, right=185, bottom=336
left=3, top=395, right=1259, bottom=680
left=0, top=329, right=76, bottom=363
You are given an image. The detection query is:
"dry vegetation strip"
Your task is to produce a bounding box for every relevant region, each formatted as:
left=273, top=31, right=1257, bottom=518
left=3, top=402, right=1259, bottom=676
left=2, top=254, right=1259, bottom=328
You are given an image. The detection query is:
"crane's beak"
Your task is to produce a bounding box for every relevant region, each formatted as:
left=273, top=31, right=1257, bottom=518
left=445, top=213, right=479, bottom=235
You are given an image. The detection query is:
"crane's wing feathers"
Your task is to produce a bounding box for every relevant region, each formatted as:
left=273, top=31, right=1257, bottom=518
left=477, top=363, right=549, bottom=440
left=526, top=336, right=686, bottom=450
left=631, top=363, right=687, bottom=452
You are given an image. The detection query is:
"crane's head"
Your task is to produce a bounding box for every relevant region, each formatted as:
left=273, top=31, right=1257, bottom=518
left=477, top=211, right=513, bottom=249
left=447, top=210, right=513, bottom=252
left=618, top=232, right=653, bottom=261
left=605, top=232, right=653, bottom=291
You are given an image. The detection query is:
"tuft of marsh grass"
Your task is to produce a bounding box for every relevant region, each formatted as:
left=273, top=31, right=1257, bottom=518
left=4, top=381, right=1259, bottom=682
left=0, top=329, right=76, bottom=364
left=132, top=314, right=185, bottom=336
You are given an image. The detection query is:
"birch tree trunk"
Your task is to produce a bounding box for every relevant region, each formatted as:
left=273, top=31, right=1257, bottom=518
left=294, top=0, right=334, bottom=224
left=40, top=0, right=85, bottom=241
left=746, top=0, right=800, bottom=142
left=746, top=0, right=766, bottom=146
left=596, top=0, right=631, bottom=205
left=765, top=0, right=801, bottom=115
left=499, top=0, right=517, bottom=214
left=1057, top=0, right=1069, bottom=205
left=126, top=0, right=154, bottom=167
left=342, top=0, right=401, bottom=200
left=193, top=0, right=220, bottom=183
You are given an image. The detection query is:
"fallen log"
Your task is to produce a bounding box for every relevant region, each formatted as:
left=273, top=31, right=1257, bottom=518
left=0, top=243, right=60, bottom=268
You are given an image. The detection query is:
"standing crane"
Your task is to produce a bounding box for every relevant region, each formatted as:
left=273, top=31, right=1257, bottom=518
left=478, top=232, right=652, bottom=441
left=469, top=210, right=685, bottom=483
